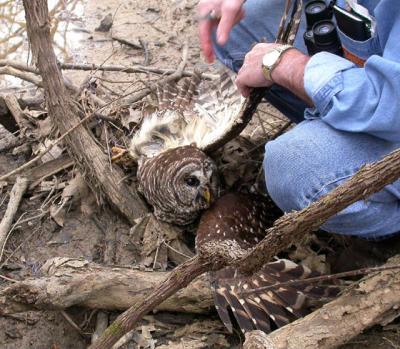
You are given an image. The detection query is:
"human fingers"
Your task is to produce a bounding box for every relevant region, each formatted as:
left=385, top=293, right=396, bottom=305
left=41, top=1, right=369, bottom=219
left=216, top=0, right=245, bottom=45
left=199, top=18, right=215, bottom=62
left=197, top=0, right=219, bottom=62
left=236, top=44, right=275, bottom=96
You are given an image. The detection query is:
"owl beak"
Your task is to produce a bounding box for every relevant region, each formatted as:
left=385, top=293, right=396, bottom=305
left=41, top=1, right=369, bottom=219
left=201, top=186, right=212, bottom=205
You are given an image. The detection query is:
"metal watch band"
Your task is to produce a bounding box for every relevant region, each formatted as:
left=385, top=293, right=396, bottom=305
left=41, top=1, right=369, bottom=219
left=262, top=44, right=293, bottom=82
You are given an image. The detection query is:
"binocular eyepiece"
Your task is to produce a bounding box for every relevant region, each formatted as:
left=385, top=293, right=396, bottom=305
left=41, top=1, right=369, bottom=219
left=303, top=0, right=343, bottom=56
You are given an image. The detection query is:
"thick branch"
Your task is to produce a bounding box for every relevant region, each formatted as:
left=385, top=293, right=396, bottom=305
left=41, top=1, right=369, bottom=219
left=22, top=0, right=148, bottom=224
left=89, top=256, right=212, bottom=349
left=243, top=255, right=400, bottom=349
left=0, top=257, right=213, bottom=315
left=235, top=148, right=400, bottom=274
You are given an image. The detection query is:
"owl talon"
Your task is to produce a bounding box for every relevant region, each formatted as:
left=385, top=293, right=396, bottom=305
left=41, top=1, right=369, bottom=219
left=111, top=146, right=128, bottom=163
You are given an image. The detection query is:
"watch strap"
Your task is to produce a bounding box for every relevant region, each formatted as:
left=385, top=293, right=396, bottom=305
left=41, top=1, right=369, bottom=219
left=262, top=44, right=293, bottom=82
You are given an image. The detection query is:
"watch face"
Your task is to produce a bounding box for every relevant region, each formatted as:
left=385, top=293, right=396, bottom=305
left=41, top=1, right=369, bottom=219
left=262, top=50, right=280, bottom=67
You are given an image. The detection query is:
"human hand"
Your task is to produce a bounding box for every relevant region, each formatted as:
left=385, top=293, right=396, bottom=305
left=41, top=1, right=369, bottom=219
left=197, top=0, right=246, bottom=63
left=236, top=43, right=312, bottom=105
left=235, top=43, right=277, bottom=97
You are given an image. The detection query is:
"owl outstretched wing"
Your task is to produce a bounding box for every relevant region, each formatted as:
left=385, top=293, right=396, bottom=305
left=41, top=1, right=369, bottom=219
left=129, top=66, right=256, bottom=160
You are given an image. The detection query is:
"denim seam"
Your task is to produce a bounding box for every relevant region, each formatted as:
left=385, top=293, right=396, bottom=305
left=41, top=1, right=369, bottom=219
left=313, top=74, right=344, bottom=115
left=305, top=170, right=359, bottom=206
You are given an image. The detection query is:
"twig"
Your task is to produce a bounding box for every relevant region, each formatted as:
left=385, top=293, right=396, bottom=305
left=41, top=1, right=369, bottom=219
left=0, top=112, right=94, bottom=182
left=240, top=264, right=400, bottom=295
left=124, top=40, right=189, bottom=105
left=138, top=38, right=150, bottom=65
left=4, top=94, right=31, bottom=131
left=0, top=66, right=42, bottom=86
left=0, top=59, right=218, bottom=80
left=111, top=35, right=142, bottom=50
left=61, top=310, right=87, bottom=337
left=0, top=176, right=28, bottom=263
left=0, top=273, right=17, bottom=282
left=91, top=311, right=109, bottom=344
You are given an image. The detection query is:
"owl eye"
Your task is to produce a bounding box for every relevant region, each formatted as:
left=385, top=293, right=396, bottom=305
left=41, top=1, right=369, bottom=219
left=185, top=176, right=200, bottom=187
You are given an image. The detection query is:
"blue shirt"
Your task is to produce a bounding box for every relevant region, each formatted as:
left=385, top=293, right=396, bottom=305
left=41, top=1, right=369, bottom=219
left=304, top=0, right=400, bottom=142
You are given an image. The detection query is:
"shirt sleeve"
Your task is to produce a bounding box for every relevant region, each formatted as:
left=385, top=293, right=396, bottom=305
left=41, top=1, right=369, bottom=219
left=303, top=49, right=400, bottom=142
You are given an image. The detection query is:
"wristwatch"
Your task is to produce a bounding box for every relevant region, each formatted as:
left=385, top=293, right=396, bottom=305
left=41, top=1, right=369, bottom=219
left=261, top=44, right=294, bottom=82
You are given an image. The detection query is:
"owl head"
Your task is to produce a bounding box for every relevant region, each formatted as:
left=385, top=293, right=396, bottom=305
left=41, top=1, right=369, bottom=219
left=137, top=145, right=219, bottom=225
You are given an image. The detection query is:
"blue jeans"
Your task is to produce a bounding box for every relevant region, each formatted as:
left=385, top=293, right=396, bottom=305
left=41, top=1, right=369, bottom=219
left=213, top=0, right=400, bottom=239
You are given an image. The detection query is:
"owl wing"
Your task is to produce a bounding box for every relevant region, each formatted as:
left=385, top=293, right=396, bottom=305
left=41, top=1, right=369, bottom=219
left=195, top=192, right=340, bottom=334
left=129, top=66, right=258, bottom=160
left=213, top=260, right=340, bottom=334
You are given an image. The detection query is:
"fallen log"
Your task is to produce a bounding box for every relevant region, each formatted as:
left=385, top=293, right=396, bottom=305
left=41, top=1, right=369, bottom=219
left=243, top=255, right=400, bottom=349
left=0, top=257, right=213, bottom=315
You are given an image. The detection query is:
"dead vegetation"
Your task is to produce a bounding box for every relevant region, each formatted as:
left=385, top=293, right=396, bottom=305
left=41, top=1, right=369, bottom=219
left=1, top=0, right=400, bottom=348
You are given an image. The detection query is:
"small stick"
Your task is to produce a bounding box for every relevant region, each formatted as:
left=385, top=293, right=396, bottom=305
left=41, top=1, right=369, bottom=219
left=240, top=264, right=400, bottom=295
left=138, top=38, right=150, bottom=65
left=112, top=35, right=142, bottom=50
left=0, top=111, right=93, bottom=182
left=0, top=66, right=42, bottom=86
left=0, top=176, right=29, bottom=262
left=61, top=310, right=86, bottom=337
left=4, top=95, right=31, bottom=131
left=124, top=40, right=189, bottom=105
left=92, top=311, right=109, bottom=343
left=0, top=59, right=218, bottom=80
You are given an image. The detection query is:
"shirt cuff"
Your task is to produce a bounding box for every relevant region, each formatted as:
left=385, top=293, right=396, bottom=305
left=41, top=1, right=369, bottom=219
left=304, top=52, right=356, bottom=115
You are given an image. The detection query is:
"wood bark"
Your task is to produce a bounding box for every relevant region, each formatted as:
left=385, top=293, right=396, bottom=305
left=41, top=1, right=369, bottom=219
left=3, top=95, right=31, bottom=131
left=0, top=257, right=213, bottom=315
left=243, top=255, right=400, bottom=349
left=89, top=256, right=212, bottom=349
left=0, top=176, right=29, bottom=262
left=92, top=147, right=400, bottom=349
left=0, top=124, right=20, bottom=152
left=22, top=0, right=148, bottom=225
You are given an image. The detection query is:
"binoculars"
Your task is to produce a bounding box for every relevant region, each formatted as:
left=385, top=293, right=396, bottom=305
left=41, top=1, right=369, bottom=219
left=303, top=0, right=343, bottom=56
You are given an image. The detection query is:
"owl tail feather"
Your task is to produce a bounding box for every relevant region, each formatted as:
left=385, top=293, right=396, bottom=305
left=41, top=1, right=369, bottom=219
left=212, top=259, right=340, bottom=334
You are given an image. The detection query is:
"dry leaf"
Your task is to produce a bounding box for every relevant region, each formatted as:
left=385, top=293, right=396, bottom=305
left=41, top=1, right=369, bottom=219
left=32, top=139, right=63, bottom=163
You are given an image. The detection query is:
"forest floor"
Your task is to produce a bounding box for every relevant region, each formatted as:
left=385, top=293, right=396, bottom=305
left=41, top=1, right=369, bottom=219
left=1, top=0, right=400, bottom=348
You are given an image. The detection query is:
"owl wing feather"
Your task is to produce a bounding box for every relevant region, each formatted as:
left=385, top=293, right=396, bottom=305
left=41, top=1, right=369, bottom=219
left=195, top=192, right=340, bottom=334
left=213, top=260, right=340, bottom=333
left=129, top=66, right=251, bottom=160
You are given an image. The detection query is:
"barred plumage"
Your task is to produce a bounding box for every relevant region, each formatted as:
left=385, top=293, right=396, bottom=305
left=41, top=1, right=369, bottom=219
left=196, top=193, right=339, bottom=334
left=130, top=68, right=244, bottom=225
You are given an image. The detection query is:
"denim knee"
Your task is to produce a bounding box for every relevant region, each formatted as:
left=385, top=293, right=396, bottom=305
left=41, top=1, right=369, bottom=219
left=264, top=120, right=400, bottom=239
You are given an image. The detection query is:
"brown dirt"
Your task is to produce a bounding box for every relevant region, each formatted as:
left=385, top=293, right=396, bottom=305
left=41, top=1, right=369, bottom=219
left=1, top=0, right=400, bottom=348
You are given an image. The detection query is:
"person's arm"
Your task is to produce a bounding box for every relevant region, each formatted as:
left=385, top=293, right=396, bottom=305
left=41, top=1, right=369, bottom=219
left=236, top=5, right=400, bottom=142
left=301, top=2, right=400, bottom=142
left=235, top=43, right=313, bottom=105
left=304, top=49, right=400, bottom=142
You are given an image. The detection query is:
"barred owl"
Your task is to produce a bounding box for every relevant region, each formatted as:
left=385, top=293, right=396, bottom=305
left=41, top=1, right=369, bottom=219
left=129, top=69, right=251, bottom=225
left=196, top=192, right=339, bottom=333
